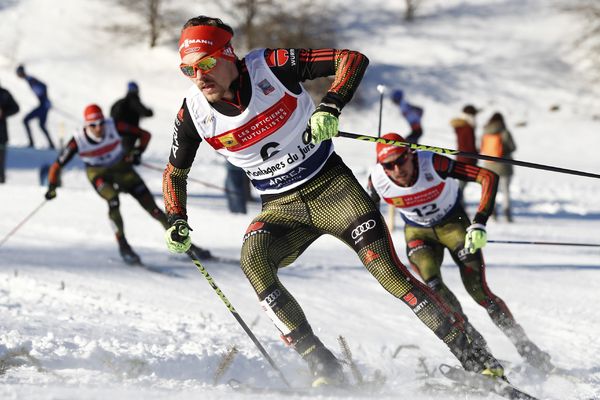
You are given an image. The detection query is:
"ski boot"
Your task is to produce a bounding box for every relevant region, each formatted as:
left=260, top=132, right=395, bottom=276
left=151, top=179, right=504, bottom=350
left=189, top=243, right=212, bottom=260
left=450, top=329, right=505, bottom=379
left=304, top=344, right=345, bottom=387
left=516, top=340, right=554, bottom=373
left=118, top=238, right=141, bottom=265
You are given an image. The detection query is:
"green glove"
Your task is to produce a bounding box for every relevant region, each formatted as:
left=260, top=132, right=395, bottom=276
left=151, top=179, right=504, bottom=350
left=45, top=185, right=57, bottom=200
left=465, top=223, right=487, bottom=254
left=309, top=103, right=340, bottom=144
left=165, top=219, right=192, bottom=253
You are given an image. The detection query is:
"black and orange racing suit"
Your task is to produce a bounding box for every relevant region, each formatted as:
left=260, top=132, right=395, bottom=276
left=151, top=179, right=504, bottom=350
left=163, top=48, right=499, bottom=373
left=368, top=153, right=544, bottom=358
left=48, top=122, right=168, bottom=243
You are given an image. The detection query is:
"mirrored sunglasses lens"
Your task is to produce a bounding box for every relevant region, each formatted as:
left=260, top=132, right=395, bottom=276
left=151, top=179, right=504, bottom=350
left=197, top=57, right=217, bottom=71
left=383, top=154, right=408, bottom=169
left=180, top=65, right=196, bottom=77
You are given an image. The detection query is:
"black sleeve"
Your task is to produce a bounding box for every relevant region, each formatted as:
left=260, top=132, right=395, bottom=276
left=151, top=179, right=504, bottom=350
left=367, top=175, right=381, bottom=206
left=432, top=154, right=498, bottom=224
left=168, top=100, right=202, bottom=169
left=56, top=137, right=78, bottom=167
left=264, top=48, right=369, bottom=111
left=48, top=138, right=78, bottom=186
left=1, top=90, right=19, bottom=117
left=130, top=96, right=153, bottom=117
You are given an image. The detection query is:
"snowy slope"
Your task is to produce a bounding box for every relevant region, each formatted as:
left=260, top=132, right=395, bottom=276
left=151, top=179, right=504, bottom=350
left=1, top=0, right=600, bottom=399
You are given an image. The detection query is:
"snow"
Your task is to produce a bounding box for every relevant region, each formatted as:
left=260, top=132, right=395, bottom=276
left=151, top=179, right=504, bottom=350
left=1, top=0, right=600, bottom=399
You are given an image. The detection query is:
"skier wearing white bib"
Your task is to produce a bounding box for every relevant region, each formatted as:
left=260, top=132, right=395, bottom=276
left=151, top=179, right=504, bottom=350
left=163, top=16, right=507, bottom=386
left=368, top=132, right=553, bottom=373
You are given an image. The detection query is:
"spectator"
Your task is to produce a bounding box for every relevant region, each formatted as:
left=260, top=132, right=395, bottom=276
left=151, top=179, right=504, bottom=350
left=15, top=64, right=55, bottom=149
left=0, top=80, right=20, bottom=183
left=481, top=112, right=517, bottom=222
left=450, top=104, right=479, bottom=208
left=391, top=89, right=423, bottom=143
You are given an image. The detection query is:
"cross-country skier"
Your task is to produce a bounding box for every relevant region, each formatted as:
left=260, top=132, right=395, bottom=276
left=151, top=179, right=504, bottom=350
left=15, top=64, right=55, bottom=149
left=163, top=15, right=505, bottom=386
left=44, top=104, right=211, bottom=264
left=367, top=132, right=553, bottom=372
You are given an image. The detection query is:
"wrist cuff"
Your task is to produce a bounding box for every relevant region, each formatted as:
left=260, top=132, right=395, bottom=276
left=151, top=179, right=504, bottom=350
left=467, top=223, right=486, bottom=233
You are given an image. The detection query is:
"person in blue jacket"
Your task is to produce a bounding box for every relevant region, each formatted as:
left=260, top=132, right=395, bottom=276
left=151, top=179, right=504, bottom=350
left=16, top=65, right=55, bottom=149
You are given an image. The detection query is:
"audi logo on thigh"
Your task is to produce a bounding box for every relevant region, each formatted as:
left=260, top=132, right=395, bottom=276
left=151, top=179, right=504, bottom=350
left=351, top=219, right=376, bottom=239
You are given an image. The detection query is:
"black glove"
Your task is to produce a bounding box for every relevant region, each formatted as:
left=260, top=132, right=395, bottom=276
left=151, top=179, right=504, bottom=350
left=129, top=148, right=142, bottom=165
left=45, top=185, right=57, bottom=200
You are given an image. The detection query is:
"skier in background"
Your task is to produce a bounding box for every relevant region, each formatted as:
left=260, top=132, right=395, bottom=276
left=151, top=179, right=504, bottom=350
left=110, top=81, right=154, bottom=155
left=367, top=132, right=554, bottom=373
left=44, top=104, right=211, bottom=264
left=0, top=80, right=20, bottom=183
left=162, top=15, right=505, bottom=386
left=391, top=89, right=423, bottom=143
left=16, top=64, right=55, bottom=149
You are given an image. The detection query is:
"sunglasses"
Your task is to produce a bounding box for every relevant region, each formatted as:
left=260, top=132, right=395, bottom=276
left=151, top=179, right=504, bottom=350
left=381, top=152, right=410, bottom=170
left=180, top=48, right=223, bottom=77
left=87, top=120, right=105, bottom=128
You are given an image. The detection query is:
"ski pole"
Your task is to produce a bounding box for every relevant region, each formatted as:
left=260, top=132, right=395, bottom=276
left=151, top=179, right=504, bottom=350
left=0, top=199, right=47, bottom=249
left=186, top=250, right=291, bottom=388
left=488, top=239, right=600, bottom=247
left=337, top=131, right=600, bottom=179
left=140, top=161, right=229, bottom=192
left=376, top=84, right=386, bottom=138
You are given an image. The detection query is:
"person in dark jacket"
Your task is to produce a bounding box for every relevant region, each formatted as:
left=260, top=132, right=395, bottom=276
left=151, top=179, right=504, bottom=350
left=0, top=81, right=20, bottom=183
left=110, top=82, right=154, bottom=156
left=110, top=82, right=153, bottom=127
left=16, top=65, right=55, bottom=149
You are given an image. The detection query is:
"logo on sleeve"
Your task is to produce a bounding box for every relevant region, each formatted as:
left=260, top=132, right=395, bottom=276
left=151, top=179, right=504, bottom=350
left=267, top=49, right=289, bottom=67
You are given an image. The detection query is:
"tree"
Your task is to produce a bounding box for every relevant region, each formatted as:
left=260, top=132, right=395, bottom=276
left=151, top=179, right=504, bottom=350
left=561, top=1, right=600, bottom=79
left=108, top=0, right=187, bottom=48
left=404, top=0, right=424, bottom=22
left=222, top=0, right=339, bottom=103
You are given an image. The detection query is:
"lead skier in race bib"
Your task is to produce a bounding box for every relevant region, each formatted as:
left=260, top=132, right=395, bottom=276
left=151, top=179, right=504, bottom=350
left=163, top=16, right=506, bottom=386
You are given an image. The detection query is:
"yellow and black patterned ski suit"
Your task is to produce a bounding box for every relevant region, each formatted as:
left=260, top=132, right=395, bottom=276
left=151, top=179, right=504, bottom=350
left=240, top=154, right=493, bottom=370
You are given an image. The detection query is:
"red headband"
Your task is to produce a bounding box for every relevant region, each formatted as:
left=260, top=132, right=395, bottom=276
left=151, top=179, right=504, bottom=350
left=376, top=133, right=408, bottom=163
left=178, top=25, right=233, bottom=59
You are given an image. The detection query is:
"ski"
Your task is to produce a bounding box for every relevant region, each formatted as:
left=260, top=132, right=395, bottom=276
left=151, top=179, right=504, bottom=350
left=228, top=378, right=383, bottom=396
left=134, top=263, right=184, bottom=277
left=110, top=257, right=184, bottom=277
left=204, top=255, right=240, bottom=265
left=439, top=364, right=539, bottom=400
left=228, top=379, right=314, bottom=396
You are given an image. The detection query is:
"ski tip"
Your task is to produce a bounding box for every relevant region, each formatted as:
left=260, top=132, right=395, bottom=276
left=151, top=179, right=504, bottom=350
left=438, top=363, right=452, bottom=375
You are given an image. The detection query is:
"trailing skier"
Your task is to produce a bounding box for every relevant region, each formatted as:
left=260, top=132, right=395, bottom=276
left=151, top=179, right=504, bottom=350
left=44, top=104, right=211, bottom=264
left=367, top=132, right=553, bottom=373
